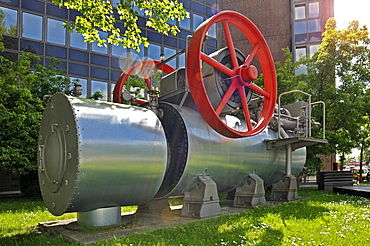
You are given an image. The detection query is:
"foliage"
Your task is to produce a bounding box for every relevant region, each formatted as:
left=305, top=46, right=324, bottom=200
left=51, top=0, right=189, bottom=51
left=87, top=90, right=104, bottom=100
left=288, top=19, right=370, bottom=170
left=2, top=187, right=370, bottom=245
left=0, top=49, right=71, bottom=175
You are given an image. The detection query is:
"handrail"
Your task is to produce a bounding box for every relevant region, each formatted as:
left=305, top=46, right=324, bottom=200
left=277, top=90, right=325, bottom=140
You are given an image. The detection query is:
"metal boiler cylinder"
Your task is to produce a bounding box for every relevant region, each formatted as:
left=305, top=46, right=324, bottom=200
left=38, top=94, right=167, bottom=216
left=155, top=103, right=306, bottom=198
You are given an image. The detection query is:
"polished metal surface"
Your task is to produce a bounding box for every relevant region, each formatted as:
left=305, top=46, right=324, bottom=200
left=38, top=94, right=167, bottom=215
left=156, top=103, right=306, bottom=197
left=77, top=206, right=121, bottom=227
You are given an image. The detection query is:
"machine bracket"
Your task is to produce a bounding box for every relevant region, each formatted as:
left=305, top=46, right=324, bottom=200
left=234, top=173, right=266, bottom=207
left=270, top=175, right=298, bottom=201
left=181, top=174, right=221, bottom=218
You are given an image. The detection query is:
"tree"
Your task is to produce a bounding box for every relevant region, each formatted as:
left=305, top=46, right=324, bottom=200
left=0, top=48, right=71, bottom=175
left=296, top=19, right=370, bottom=170
left=51, top=0, right=189, bottom=51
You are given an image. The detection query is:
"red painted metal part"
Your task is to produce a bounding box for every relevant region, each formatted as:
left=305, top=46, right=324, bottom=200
left=186, top=11, right=277, bottom=138
left=113, top=60, right=175, bottom=104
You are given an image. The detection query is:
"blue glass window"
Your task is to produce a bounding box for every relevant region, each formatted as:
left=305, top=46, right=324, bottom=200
left=46, top=44, right=67, bottom=59
left=91, top=53, right=109, bottom=67
left=111, top=70, right=121, bottom=81
left=0, top=7, right=18, bottom=35
left=69, top=49, right=89, bottom=63
left=22, top=12, right=43, bottom=40
left=295, top=5, right=305, bottom=20
left=3, top=36, right=18, bottom=50
left=91, top=80, right=108, bottom=101
left=309, top=32, right=322, bottom=43
left=22, top=0, right=44, bottom=13
left=70, top=77, right=88, bottom=98
left=164, top=47, right=176, bottom=68
left=193, top=2, right=205, bottom=15
left=69, top=63, right=88, bottom=76
left=111, top=57, right=120, bottom=69
left=47, top=18, right=66, bottom=45
left=179, top=53, right=185, bottom=68
left=112, top=43, right=127, bottom=57
left=207, top=24, right=217, bottom=38
left=91, top=67, right=109, bottom=80
left=308, top=19, right=321, bottom=33
left=179, top=16, right=190, bottom=30
left=70, top=31, right=87, bottom=50
left=91, top=31, right=108, bottom=54
left=148, top=30, right=162, bottom=43
left=20, top=40, right=43, bottom=54
left=46, top=3, right=68, bottom=19
left=193, top=14, right=204, bottom=31
left=164, top=36, right=177, bottom=47
left=148, top=43, right=161, bottom=60
left=294, top=21, right=307, bottom=35
left=309, top=45, right=319, bottom=58
left=295, top=34, right=307, bottom=44
left=131, top=44, right=144, bottom=60
left=0, top=0, right=19, bottom=7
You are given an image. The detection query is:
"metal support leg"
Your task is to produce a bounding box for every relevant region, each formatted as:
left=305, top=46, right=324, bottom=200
left=77, top=206, right=121, bottom=228
left=271, top=143, right=298, bottom=201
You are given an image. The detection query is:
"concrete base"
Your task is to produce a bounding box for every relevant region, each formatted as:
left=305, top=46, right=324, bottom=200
left=271, top=175, right=298, bottom=201
left=234, top=173, right=266, bottom=207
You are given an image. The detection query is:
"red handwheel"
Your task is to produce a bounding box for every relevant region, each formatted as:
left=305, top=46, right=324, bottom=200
left=113, top=60, right=175, bottom=104
left=187, top=11, right=277, bottom=138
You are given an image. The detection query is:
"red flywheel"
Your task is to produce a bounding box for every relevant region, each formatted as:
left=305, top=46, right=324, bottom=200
left=187, top=11, right=277, bottom=138
left=113, top=60, right=175, bottom=104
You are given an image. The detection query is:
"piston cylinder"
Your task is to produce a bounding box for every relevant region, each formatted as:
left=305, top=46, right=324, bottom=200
left=38, top=94, right=167, bottom=215
left=155, top=103, right=306, bottom=198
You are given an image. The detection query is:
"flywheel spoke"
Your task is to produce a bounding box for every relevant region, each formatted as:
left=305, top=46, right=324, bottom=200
left=222, top=20, right=239, bottom=69
left=215, top=82, right=238, bottom=116
left=247, top=82, right=270, bottom=98
left=238, top=87, right=253, bottom=130
left=201, top=52, right=234, bottom=77
left=244, top=43, right=260, bottom=66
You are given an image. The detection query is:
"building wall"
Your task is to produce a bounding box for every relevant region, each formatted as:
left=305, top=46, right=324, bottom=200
left=222, top=0, right=291, bottom=62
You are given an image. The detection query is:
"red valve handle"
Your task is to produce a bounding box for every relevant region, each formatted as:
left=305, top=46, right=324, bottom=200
left=186, top=11, right=277, bottom=138
left=113, top=60, right=175, bottom=104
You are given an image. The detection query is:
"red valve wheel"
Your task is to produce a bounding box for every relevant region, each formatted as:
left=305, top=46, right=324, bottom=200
left=113, top=60, right=175, bottom=104
left=187, top=11, right=277, bottom=138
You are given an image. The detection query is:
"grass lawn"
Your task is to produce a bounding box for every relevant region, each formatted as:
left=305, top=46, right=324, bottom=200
left=1, top=187, right=370, bottom=245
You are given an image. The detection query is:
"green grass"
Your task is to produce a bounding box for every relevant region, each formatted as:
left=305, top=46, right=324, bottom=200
left=1, top=187, right=370, bottom=245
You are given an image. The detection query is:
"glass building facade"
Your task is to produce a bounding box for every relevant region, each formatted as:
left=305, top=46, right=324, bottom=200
left=0, top=0, right=221, bottom=100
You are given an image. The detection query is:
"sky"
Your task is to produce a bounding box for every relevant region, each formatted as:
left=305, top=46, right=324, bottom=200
left=334, top=0, right=370, bottom=29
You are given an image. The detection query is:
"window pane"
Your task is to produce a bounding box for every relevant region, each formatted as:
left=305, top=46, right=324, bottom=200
left=309, top=45, right=319, bottom=58
left=179, top=16, right=190, bottom=30
left=70, top=77, right=87, bottom=98
left=179, top=53, right=185, bottom=68
left=164, top=47, right=176, bottom=68
left=131, top=44, right=144, bottom=59
left=309, top=2, right=320, bottom=18
left=308, top=19, right=321, bottom=32
left=294, top=20, right=307, bottom=35
left=91, top=80, right=108, bottom=101
left=193, top=14, right=204, bottom=31
left=295, top=5, right=306, bottom=20
left=295, top=47, right=306, bottom=62
left=22, top=12, right=42, bottom=40
left=47, top=18, right=66, bottom=45
left=309, top=32, right=322, bottom=43
left=70, top=31, right=87, bottom=50
left=295, top=34, right=307, bottom=44
left=0, top=7, right=18, bottom=35
left=91, top=31, right=108, bottom=54
left=207, top=23, right=216, bottom=38
left=148, top=43, right=161, bottom=60
left=112, top=42, right=127, bottom=57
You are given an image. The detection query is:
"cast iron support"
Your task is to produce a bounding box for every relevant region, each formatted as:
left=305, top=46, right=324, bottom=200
left=234, top=173, right=266, bottom=207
